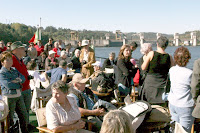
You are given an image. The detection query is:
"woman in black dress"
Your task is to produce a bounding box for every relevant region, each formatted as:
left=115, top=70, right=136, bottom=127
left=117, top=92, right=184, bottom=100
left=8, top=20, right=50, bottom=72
left=141, top=36, right=174, bottom=105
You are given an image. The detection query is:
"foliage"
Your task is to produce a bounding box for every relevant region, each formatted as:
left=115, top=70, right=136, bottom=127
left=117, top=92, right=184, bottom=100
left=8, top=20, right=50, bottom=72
left=0, top=22, right=199, bottom=46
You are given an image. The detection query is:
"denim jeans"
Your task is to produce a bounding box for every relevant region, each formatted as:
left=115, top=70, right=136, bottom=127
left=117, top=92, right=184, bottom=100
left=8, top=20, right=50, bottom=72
left=8, top=96, right=28, bottom=133
left=21, top=89, right=32, bottom=122
left=169, top=103, right=194, bottom=133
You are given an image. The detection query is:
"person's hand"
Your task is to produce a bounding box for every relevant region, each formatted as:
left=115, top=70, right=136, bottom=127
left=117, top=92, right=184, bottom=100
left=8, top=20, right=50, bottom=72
left=94, top=108, right=105, bottom=116
left=11, top=79, right=19, bottom=83
left=74, top=119, right=85, bottom=129
left=82, top=64, right=87, bottom=68
left=11, top=78, right=22, bottom=83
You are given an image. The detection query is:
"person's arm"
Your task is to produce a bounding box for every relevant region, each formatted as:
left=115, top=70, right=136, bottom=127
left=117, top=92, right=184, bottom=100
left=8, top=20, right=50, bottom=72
left=141, top=51, right=154, bottom=70
left=191, top=59, right=200, bottom=102
left=52, top=119, right=85, bottom=133
left=79, top=107, right=105, bottom=116
left=117, top=59, right=129, bottom=76
left=0, top=73, right=21, bottom=89
left=15, top=68, right=26, bottom=83
left=61, top=74, right=67, bottom=83
left=83, top=50, right=95, bottom=68
left=169, top=55, right=175, bottom=67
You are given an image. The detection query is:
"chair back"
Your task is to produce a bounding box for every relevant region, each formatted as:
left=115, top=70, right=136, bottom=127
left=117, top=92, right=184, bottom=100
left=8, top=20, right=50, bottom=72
left=36, top=108, right=47, bottom=127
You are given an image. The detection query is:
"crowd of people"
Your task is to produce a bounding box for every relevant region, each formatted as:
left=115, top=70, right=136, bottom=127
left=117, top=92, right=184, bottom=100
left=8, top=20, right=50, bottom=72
left=0, top=36, right=199, bottom=133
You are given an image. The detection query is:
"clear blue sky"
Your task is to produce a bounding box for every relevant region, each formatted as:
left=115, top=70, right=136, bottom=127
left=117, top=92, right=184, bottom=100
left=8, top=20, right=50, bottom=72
left=1, top=0, right=200, bottom=34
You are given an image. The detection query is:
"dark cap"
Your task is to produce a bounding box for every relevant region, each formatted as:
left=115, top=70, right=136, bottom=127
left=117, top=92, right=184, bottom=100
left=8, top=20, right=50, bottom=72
left=11, top=41, right=27, bottom=51
left=59, top=60, right=67, bottom=67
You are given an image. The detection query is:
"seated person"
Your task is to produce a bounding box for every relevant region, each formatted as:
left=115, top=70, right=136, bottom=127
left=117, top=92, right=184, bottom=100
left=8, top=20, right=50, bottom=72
left=102, top=52, right=116, bottom=71
left=69, top=73, right=105, bottom=130
left=100, top=110, right=134, bottom=133
left=46, top=80, right=93, bottom=133
left=71, top=49, right=81, bottom=73
left=45, top=50, right=59, bottom=71
left=44, top=60, right=68, bottom=87
left=90, top=61, right=102, bottom=79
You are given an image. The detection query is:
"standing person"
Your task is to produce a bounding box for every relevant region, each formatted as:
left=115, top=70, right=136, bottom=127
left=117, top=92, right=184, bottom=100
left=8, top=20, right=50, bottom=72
left=117, top=45, right=138, bottom=96
left=27, top=42, right=37, bottom=60
left=44, top=37, right=54, bottom=56
left=141, top=36, right=174, bottom=105
left=168, top=46, right=194, bottom=132
left=71, top=49, right=81, bottom=73
left=191, top=57, right=200, bottom=119
left=11, top=41, right=34, bottom=131
left=129, top=41, right=138, bottom=52
left=0, top=51, right=28, bottom=133
left=34, top=40, right=44, bottom=56
left=80, top=40, right=95, bottom=78
left=45, top=50, right=59, bottom=71
left=138, top=43, right=152, bottom=86
left=53, top=41, right=61, bottom=57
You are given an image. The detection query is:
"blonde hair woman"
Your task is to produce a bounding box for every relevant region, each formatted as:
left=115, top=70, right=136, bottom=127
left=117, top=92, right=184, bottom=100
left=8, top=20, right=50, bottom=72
left=100, top=110, right=134, bottom=133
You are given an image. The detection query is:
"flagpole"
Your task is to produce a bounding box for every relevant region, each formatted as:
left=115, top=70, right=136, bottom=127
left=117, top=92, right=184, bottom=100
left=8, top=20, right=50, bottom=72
left=39, top=18, right=41, bottom=40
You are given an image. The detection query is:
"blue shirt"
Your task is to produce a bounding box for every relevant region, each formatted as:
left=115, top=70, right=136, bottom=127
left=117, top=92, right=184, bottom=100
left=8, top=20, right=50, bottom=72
left=46, top=67, right=67, bottom=84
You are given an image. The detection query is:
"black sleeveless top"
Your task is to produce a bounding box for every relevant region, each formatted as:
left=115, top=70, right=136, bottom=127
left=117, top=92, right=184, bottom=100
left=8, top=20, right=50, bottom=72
left=147, top=51, right=170, bottom=76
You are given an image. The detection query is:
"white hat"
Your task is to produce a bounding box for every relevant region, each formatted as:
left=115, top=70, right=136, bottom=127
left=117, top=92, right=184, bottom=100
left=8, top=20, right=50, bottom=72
left=49, top=50, right=56, bottom=55
left=81, top=40, right=89, bottom=46
left=92, top=61, right=102, bottom=67
left=61, top=50, right=67, bottom=56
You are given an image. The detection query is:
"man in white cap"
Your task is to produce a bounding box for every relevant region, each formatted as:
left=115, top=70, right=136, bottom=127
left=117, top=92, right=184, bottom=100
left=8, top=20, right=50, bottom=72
left=79, top=40, right=95, bottom=78
left=45, top=50, right=59, bottom=71
left=69, top=73, right=105, bottom=130
left=90, top=61, right=102, bottom=79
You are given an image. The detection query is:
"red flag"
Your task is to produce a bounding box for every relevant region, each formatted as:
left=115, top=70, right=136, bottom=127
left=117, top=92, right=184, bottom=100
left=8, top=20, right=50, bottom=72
left=28, top=34, right=35, bottom=44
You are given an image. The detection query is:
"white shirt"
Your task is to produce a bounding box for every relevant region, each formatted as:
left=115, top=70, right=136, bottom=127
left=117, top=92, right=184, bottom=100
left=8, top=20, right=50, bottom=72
left=168, top=65, right=194, bottom=107
left=46, top=96, right=81, bottom=133
left=28, top=70, right=45, bottom=89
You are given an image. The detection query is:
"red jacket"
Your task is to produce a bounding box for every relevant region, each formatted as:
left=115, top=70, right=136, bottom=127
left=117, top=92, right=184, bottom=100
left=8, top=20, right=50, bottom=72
left=0, top=47, right=7, bottom=53
left=53, top=47, right=61, bottom=57
left=133, top=69, right=140, bottom=86
left=12, top=54, right=30, bottom=91
left=35, top=45, right=44, bottom=56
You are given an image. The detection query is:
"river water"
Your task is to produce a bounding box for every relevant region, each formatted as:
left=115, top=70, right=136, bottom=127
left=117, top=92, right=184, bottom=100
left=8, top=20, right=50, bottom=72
left=95, top=46, right=200, bottom=69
